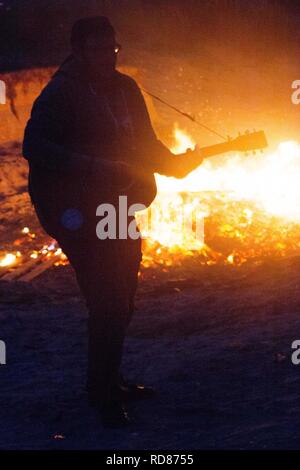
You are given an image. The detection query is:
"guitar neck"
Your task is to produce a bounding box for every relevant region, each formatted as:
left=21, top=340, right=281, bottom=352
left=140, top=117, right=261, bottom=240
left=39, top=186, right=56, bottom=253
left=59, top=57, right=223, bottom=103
left=183, top=130, right=267, bottom=173
left=199, top=141, right=232, bottom=159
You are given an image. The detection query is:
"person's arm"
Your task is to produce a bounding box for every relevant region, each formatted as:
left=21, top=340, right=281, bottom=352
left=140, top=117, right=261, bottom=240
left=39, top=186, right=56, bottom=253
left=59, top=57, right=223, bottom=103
left=23, top=78, right=85, bottom=172
left=129, top=79, right=203, bottom=178
left=23, top=77, right=129, bottom=185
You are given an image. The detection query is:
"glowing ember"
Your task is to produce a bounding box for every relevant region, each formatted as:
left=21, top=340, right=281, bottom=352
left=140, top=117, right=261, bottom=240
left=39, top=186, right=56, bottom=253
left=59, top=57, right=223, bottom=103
left=0, top=253, right=17, bottom=267
left=21, top=226, right=36, bottom=239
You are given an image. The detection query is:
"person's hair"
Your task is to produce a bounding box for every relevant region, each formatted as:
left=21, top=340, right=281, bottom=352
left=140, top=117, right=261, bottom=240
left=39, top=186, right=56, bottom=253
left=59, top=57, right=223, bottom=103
left=71, top=16, right=115, bottom=50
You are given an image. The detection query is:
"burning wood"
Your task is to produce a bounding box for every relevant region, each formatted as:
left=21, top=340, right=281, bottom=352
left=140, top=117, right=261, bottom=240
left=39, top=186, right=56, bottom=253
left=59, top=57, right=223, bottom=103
left=0, top=227, right=67, bottom=282
left=1, top=127, right=300, bottom=280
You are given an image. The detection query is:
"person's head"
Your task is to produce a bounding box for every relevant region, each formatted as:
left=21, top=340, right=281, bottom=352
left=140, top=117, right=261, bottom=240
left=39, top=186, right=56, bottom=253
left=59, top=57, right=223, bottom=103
left=71, top=16, right=120, bottom=80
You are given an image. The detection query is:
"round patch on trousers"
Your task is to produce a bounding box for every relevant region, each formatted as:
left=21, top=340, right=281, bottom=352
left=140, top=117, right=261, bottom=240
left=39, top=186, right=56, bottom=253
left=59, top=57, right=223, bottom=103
left=61, top=208, right=83, bottom=231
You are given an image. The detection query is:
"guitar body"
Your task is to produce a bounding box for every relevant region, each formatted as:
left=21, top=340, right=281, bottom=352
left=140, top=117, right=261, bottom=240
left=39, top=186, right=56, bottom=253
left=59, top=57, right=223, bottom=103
left=126, top=171, right=157, bottom=209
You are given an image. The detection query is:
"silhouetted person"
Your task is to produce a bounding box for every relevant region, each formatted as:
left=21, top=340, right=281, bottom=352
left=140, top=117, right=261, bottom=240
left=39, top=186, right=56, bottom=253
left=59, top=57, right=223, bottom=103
left=23, top=16, right=203, bottom=428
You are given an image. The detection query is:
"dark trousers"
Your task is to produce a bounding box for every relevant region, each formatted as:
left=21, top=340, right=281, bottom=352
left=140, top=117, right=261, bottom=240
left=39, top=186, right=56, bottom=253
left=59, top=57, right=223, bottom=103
left=52, top=224, right=142, bottom=405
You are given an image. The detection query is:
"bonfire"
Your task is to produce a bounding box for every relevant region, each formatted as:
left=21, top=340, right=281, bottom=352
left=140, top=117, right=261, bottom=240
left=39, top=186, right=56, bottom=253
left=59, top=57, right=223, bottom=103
left=1, top=125, right=300, bottom=281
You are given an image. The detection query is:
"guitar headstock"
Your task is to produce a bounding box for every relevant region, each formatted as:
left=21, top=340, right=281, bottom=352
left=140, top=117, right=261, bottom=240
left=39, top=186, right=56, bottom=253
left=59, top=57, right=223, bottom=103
left=230, top=130, right=268, bottom=153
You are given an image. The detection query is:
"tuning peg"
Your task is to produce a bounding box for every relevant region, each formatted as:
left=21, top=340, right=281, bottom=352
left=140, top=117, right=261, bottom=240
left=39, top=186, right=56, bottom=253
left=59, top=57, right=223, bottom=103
left=245, top=129, right=250, bottom=135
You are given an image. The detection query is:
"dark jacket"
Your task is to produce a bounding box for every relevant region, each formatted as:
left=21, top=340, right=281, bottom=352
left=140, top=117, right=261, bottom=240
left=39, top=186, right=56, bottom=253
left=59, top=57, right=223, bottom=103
left=22, top=55, right=175, bottom=238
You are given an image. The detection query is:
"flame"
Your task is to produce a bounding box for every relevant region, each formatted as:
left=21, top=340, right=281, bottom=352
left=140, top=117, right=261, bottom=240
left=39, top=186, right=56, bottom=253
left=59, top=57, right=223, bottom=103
left=156, top=133, right=300, bottom=221
left=170, top=125, right=196, bottom=154
left=137, top=126, right=300, bottom=266
left=137, top=125, right=203, bottom=250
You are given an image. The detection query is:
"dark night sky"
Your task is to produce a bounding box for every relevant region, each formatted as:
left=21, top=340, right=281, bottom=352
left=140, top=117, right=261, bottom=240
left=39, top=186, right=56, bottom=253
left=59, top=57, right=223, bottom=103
left=1, top=0, right=300, bottom=72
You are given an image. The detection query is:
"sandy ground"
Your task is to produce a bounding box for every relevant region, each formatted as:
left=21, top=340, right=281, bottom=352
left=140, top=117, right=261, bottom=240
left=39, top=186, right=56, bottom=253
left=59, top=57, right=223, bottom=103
left=1, top=45, right=300, bottom=449
left=1, top=250, right=300, bottom=449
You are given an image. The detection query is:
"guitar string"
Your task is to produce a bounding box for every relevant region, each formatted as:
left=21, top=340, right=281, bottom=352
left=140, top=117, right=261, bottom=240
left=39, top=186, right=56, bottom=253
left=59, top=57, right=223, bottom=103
left=141, top=87, right=228, bottom=141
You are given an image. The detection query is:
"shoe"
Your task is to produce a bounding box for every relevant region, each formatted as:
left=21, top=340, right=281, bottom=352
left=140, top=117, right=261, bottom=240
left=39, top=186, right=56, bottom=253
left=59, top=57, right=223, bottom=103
left=101, top=400, right=131, bottom=429
left=118, top=382, right=156, bottom=402
left=88, top=393, right=131, bottom=429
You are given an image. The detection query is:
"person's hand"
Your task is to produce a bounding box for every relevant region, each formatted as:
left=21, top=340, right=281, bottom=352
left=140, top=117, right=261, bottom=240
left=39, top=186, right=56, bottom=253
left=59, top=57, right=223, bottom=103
left=186, top=145, right=204, bottom=166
